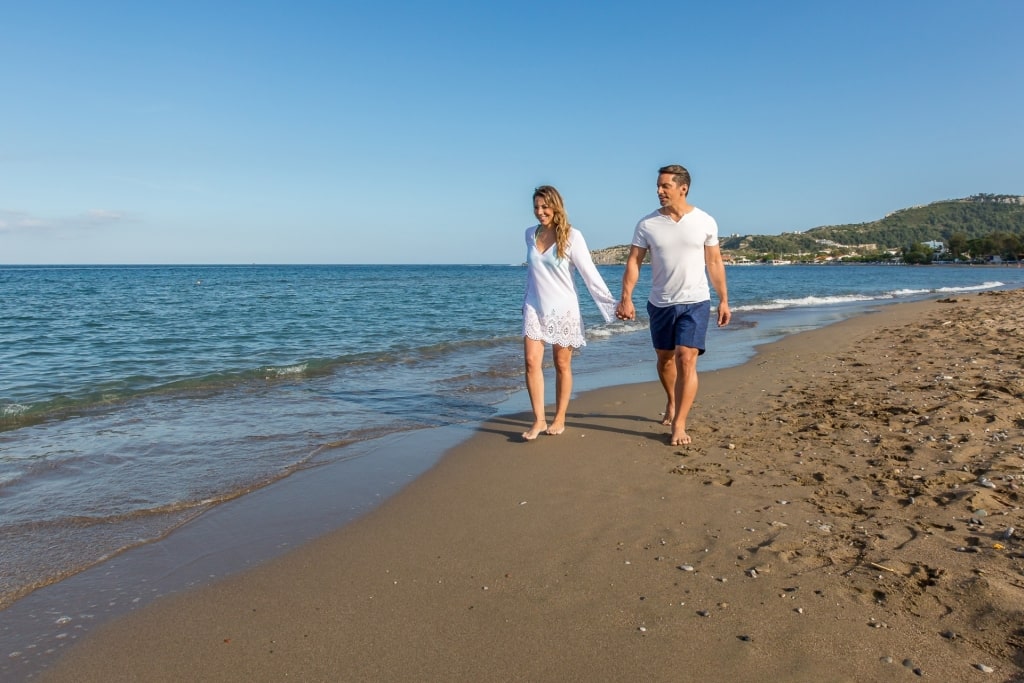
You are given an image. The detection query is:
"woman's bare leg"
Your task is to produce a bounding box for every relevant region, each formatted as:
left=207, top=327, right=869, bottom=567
left=546, top=344, right=573, bottom=435
left=523, top=337, right=548, bottom=440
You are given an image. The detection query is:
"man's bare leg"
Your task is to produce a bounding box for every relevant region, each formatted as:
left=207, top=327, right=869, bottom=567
left=670, top=346, right=700, bottom=445
left=522, top=337, right=548, bottom=440
left=546, top=344, right=573, bottom=435
left=655, top=348, right=676, bottom=425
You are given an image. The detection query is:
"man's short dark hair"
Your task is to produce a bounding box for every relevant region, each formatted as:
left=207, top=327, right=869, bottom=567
left=658, top=164, right=691, bottom=189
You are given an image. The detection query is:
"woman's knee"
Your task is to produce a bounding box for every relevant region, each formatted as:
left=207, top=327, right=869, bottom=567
left=552, top=347, right=573, bottom=373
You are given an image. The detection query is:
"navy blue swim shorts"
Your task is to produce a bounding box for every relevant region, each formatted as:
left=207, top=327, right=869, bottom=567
left=647, top=300, right=711, bottom=354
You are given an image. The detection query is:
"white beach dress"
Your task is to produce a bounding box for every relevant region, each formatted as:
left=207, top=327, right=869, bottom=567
left=522, top=226, right=617, bottom=348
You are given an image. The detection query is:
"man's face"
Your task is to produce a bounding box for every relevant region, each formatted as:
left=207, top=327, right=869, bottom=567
left=657, top=173, right=688, bottom=206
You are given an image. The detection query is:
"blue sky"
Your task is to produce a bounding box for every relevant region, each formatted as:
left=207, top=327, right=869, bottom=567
left=2, top=1, right=1022, bottom=264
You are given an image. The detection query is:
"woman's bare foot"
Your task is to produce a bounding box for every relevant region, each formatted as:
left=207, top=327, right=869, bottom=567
left=522, top=421, right=548, bottom=441
left=545, top=421, right=565, bottom=436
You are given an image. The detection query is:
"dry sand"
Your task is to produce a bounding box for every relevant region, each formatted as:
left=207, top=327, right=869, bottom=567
left=38, top=291, right=1024, bottom=682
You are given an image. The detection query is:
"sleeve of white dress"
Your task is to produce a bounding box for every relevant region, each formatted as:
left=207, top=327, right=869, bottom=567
left=570, top=230, right=617, bottom=323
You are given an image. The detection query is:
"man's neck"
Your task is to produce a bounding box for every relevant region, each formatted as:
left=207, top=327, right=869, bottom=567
left=659, top=201, right=693, bottom=222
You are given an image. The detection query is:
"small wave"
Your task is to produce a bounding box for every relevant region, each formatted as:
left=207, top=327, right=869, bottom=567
left=587, top=320, right=648, bottom=338
left=777, top=294, right=882, bottom=306
left=736, top=294, right=884, bottom=311
left=1, top=402, right=30, bottom=419
left=888, top=281, right=1002, bottom=296
left=732, top=302, right=789, bottom=312
left=264, top=362, right=308, bottom=378
left=936, top=281, right=1003, bottom=293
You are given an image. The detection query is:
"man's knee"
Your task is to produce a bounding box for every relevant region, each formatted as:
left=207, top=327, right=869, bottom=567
left=675, top=345, right=699, bottom=367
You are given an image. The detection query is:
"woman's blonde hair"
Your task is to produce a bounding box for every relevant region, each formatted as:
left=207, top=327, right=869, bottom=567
left=533, top=185, right=571, bottom=260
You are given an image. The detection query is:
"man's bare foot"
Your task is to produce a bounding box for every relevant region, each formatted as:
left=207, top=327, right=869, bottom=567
left=669, top=429, right=691, bottom=446
left=545, top=421, right=565, bottom=436
left=522, top=422, right=547, bottom=441
left=661, top=401, right=674, bottom=426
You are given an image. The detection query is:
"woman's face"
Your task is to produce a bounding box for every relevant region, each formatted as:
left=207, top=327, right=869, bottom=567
left=533, top=196, right=555, bottom=227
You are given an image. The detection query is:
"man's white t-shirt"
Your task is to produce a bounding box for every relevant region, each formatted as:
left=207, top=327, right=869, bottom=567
left=631, top=207, right=719, bottom=306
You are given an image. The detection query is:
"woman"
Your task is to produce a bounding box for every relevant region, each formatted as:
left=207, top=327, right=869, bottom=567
left=522, top=185, right=616, bottom=440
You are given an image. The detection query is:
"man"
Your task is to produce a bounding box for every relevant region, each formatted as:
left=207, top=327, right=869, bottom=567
left=616, top=164, right=731, bottom=446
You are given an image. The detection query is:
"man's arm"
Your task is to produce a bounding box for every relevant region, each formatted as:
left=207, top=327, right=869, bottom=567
left=704, top=244, right=731, bottom=327
left=616, top=246, right=647, bottom=320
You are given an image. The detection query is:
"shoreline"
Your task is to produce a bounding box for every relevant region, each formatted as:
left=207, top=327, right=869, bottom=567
left=29, top=290, right=1024, bottom=682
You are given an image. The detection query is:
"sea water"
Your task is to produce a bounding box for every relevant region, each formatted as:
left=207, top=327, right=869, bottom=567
left=2, top=262, right=1023, bottom=674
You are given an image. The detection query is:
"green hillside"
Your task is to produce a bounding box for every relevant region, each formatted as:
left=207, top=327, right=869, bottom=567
left=719, top=194, right=1024, bottom=260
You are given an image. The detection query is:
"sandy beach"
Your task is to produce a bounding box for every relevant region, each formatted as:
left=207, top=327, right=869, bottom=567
left=37, top=291, right=1024, bottom=682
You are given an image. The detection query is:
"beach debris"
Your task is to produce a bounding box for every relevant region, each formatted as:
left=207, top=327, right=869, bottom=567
left=519, top=501, right=527, bottom=505
left=795, top=607, right=804, bottom=614
left=697, top=610, right=711, bottom=617
left=737, top=634, right=752, bottom=642
left=1002, top=526, right=1015, bottom=540
left=901, top=659, right=923, bottom=676
left=637, top=626, right=647, bottom=633
left=880, top=656, right=894, bottom=664
left=678, top=564, right=695, bottom=572
left=869, top=562, right=897, bottom=573
left=940, top=630, right=958, bottom=640
left=746, top=568, right=759, bottom=578
left=978, top=476, right=997, bottom=489
left=973, top=663, right=994, bottom=673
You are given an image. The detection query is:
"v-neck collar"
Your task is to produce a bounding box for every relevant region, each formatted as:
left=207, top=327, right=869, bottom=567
left=660, top=205, right=696, bottom=224
left=533, top=226, right=556, bottom=255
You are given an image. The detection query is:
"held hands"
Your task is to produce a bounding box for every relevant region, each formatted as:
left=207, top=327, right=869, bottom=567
left=616, top=299, right=636, bottom=321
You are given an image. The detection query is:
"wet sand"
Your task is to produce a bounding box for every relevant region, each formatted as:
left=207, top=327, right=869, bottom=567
left=38, top=291, right=1024, bottom=682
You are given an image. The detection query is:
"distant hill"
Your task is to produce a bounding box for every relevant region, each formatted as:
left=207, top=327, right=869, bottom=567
left=593, top=194, right=1024, bottom=262
left=591, top=245, right=636, bottom=265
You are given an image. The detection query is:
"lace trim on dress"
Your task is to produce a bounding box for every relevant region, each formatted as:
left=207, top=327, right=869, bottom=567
left=524, top=308, right=586, bottom=348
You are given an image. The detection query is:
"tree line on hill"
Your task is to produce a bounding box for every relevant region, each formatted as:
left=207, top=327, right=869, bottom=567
left=720, top=195, right=1024, bottom=263
left=592, top=195, right=1024, bottom=264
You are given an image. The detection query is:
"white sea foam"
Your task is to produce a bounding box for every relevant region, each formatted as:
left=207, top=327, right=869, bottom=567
left=588, top=320, right=648, bottom=338
left=735, top=293, right=883, bottom=312
left=266, top=363, right=308, bottom=378
left=935, top=281, right=1003, bottom=292
left=2, top=402, right=29, bottom=418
